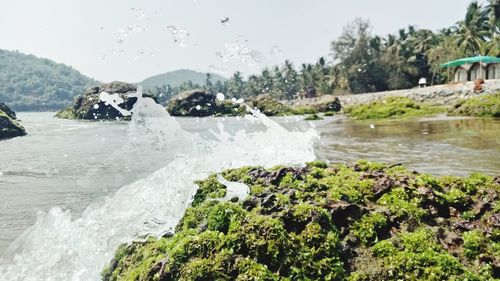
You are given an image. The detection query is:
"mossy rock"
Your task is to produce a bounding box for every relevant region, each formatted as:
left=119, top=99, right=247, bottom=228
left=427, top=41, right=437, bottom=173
left=55, top=81, right=140, bottom=120
left=448, top=93, right=500, bottom=117
left=104, top=160, right=500, bottom=280
left=344, top=97, right=445, bottom=120
left=246, top=95, right=295, bottom=116
left=167, top=90, right=247, bottom=117
left=0, top=103, right=26, bottom=140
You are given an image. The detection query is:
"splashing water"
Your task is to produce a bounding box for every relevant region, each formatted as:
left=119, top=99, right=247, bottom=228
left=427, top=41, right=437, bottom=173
left=216, top=36, right=264, bottom=66
left=0, top=86, right=318, bottom=280
left=166, top=25, right=190, bottom=47
left=132, top=8, right=146, bottom=20
left=216, top=175, right=249, bottom=202
left=117, top=25, right=144, bottom=44
left=270, top=45, right=283, bottom=57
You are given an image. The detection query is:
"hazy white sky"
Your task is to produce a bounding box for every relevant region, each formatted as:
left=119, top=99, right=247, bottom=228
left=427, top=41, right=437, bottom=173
left=0, top=0, right=473, bottom=82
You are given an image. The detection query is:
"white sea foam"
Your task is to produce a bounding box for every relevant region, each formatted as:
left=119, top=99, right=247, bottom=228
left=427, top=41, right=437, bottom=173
left=0, top=86, right=317, bottom=281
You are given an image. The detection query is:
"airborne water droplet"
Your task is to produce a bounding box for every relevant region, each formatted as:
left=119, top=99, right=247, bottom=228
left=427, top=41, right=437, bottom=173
left=216, top=93, right=225, bottom=101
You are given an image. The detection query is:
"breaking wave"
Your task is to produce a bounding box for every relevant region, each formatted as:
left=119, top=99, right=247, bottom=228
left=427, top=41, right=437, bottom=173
left=0, top=88, right=317, bottom=280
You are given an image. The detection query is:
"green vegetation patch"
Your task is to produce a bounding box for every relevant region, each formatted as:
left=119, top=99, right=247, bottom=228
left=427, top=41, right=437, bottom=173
left=104, top=160, right=500, bottom=280
left=345, top=97, right=445, bottom=120
left=449, top=93, right=500, bottom=118
left=304, top=113, right=323, bottom=121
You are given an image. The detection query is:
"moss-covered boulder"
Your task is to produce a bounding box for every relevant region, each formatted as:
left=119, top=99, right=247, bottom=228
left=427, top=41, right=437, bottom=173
left=311, top=96, right=342, bottom=113
left=245, top=95, right=296, bottom=116
left=166, top=90, right=246, bottom=117
left=55, top=81, right=154, bottom=120
left=103, top=160, right=500, bottom=280
left=344, top=96, right=445, bottom=120
left=449, top=93, right=500, bottom=117
left=0, top=103, right=26, bottom=140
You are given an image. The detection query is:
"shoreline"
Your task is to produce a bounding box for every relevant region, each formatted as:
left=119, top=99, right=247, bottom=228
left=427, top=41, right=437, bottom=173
left=284, top=79, right=500, bottom=109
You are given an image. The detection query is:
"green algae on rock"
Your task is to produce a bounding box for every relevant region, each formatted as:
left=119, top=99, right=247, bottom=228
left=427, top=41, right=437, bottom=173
left=0, top=103, right=26, bottom=140
left=304, top=113, right=323, bottom=121
left=344, top=97, right=445, bottom=120
left=448, top=93, right=500, bottom=118
left=103, top=160, right=500, bottom=280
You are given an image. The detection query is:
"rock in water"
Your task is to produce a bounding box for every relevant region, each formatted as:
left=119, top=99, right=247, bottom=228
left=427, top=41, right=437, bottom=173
left=0, top=103, right=26, bottom=140
left=167, top=89, right=244, bottom=117
left=167, top=89, right=216, bottom=117
left=55, top=81, right=158, bottom=120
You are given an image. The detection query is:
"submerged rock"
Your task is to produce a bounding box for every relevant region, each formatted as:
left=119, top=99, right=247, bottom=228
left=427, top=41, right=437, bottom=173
left=55, top=81, right=158, bottom=120
left=103, top=160, right=500, bottom=280
left=0, top=103, right=26, bottom=140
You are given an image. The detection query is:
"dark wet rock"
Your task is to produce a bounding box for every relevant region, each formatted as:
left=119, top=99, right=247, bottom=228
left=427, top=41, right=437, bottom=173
left=493, top=264, right=500, bottom=279
left=55, top=81, right=155, bottom=120
left=167, top=89, right=215, bottom=117
left=166, top=89, right=243, bottom=117
left=417, top=186, right=450, bottom=218
left=486, top=213, right=500, bottom=230
left=372, top=175, right=395, bottom=198
left=313, top=96, right=342, bottom=112
left=453, top=220, right=477, bottom=232
left=493, top=176, right=500, bottom=185
left=247, top=168, right=270, bottom=180
left=0, top=103, right=16, bottom=119
left=150, top=258, right=169, bottom=280
left=247, top=166, right=305, bottom=186
left=0, top=103, right=26, bottom=140
left=338, top=235, right=359, bottom=269
left=437, top=229, right=462, bottom=251
left=471, top=201, right=491, bottom=217
left=242, top=197, right=258, bottom=211
left=261, top=194, right=277, bottom=208
left=324, top=200, right=365, bottom=228
left=265, top=167, right=306, bottom=186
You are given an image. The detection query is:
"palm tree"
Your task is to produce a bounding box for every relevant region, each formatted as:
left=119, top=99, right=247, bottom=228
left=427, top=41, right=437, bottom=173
left=260, top=69, right=274, bottom=94
left=486, top=0, right=500, bottom=34
left=227, top=72, right=244, bottom=98
left=453, top=1, right=491, bottom=55
left=281, top=60, right=300, bottom=99
left=479, top=33, right=500, bottom=56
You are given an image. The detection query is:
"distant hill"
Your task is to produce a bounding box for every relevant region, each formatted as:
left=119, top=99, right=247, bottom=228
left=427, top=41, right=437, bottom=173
left=0, top=49, right=98, bottom=111
left=139, top=69, right=227, bottom=90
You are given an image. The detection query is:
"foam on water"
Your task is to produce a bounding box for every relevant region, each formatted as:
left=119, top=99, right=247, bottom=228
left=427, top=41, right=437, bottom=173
left=0, top=87, right=318, bottom=280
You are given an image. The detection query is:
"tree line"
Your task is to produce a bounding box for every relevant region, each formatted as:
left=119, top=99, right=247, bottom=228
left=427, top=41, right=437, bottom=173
left=150, top=0, right=499, bottom=103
